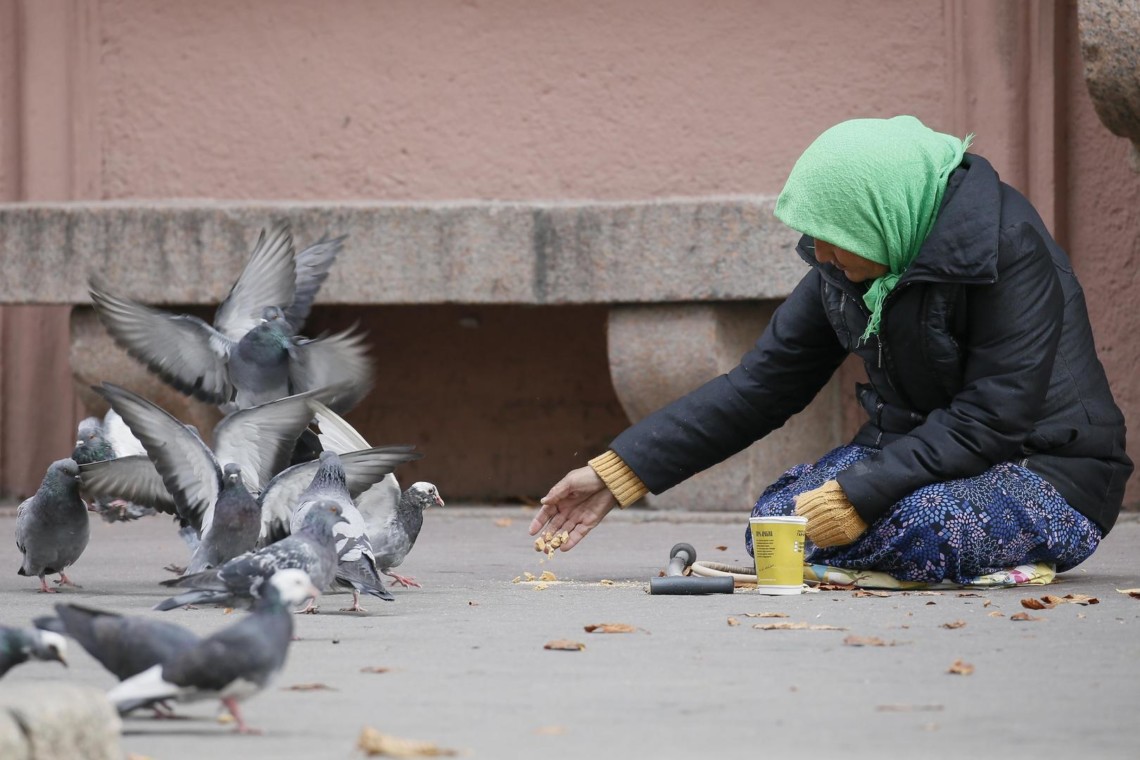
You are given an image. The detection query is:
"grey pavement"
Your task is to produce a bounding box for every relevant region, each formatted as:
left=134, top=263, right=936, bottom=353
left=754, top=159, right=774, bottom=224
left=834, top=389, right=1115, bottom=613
left=1, top=506, right=1138, bottom=760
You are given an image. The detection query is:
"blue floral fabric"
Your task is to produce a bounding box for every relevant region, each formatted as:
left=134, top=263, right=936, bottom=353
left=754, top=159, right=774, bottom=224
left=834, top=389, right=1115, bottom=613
left=746, top=445, right=1102, bottom=585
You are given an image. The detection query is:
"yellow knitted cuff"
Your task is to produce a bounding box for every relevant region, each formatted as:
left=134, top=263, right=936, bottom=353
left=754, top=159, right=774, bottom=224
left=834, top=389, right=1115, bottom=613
left=793, top=480, right=868, bottom=547
left=588, top=450, right=649, bottom=508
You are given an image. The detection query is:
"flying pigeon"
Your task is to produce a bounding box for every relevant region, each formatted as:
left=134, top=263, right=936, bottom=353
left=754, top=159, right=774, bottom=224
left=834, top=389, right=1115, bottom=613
left=73, top=410, right=154, bottom=522
left=89, top=223, right=372, bottom=415
left=311, top=402, right=443, bottom=587
left=155, top=500, right=346, bottom=611
left=0, top=625, right=68, bottom=678
left=16, top=459, right=90, bottom=593
left=79, top=382, right=323, bottom=570
left=290, top=451, right=400, bottom=612
left=108, top=568, right=320, bottom=734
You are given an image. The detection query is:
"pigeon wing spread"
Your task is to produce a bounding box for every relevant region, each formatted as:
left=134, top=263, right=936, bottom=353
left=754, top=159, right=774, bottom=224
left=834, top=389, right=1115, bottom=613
left=213, top=223, right=297, bottom=342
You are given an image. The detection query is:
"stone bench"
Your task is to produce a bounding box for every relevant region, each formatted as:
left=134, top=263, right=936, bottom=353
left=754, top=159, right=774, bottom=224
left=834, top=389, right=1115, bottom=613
left=0, top=199, right=842, bottom=509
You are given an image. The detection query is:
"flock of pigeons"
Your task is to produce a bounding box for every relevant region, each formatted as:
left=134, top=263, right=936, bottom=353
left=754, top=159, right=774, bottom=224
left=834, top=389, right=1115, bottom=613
left=2, top=224, right=443, bottom=733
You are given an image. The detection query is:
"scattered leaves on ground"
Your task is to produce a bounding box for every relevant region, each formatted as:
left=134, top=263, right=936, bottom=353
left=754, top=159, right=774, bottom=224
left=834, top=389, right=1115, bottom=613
left=843, top=635, right=895, bottom=647
left=1116, top=588, right=1140, bottom=599
left=742, top=612, right=789, bottom=618
left=1010, top=612, right=1045, bottom=622
left=753, top=622, right=846, bottom=631
left=876, top=704, right=944, bottom=712
left=539, top=571, right=557, bottom=582
left=853, top=590, right=891, bottom=598
left=493, top=517, right=514, bottom=528
left=360, top=666, right=391, bottom=674
left=357, top=727, right=459, bottom=757
left=947, top=660, right=975, bottom=675
left=727, top=617, right=740, bottom=627
left=584, top=623, right=643, bottom=634
left=283, top=682, right=335, bottom=691
left=544, top=640, right=586, bottom=651
left=533, top=583, right=548, bottom=591
left=941, top=620, right=967, bottom=630
left=956, top=592, right=982, bottom=598
left=916, top=591, right=943, bottom=596
left=816, top=583, right=853, bottom=591
left=1022, top=593, right=1099, bottom=610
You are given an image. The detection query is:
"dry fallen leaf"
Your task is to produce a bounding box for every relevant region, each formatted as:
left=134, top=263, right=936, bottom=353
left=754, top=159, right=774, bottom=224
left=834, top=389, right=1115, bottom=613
left=584, top=623, right=641, bottom=634
left=917, top=591, right=943, bottom=596
left=988, top=611, right=1005, bottom=618
left=715, top=545, right=728, bottom=551
left=1020, top=597, right=1052, bottom=610
left=983, top=599, right=993, bottom=608
left=533, top=583, right=548, bottom=591
left=493, top=517, right=514, bottom=528
left=876, top=704, right=944, bottom=712
left=534, top=725, right=566, bottom=736
left=853, top=590, right=891, bottom=598
left=523, top=572, right=536, bottom=582
left=956, top=592, right=982, bottom=598
left=817, top=583, right=853, bottom=591
left=925, top=601, right=937, bottom=606
left=360, top=666, right=391, bottom=674
left=284, top=683, right=335, bottom=691
left=223, top=608, right=234, bottom=615
left=947, top=659, right=975, bottom=676
left=598, top=579, right=616, bottom=586
left=941, top=620, right=967, bottom=630
left=539, top=571, right=557, bottom=582
left=1011, top=612, right=1045, bottom=622
left=1115, top=588, right=1140, bottom=599
left=544, top=640, right=586, bottom=651
left=753, top=622, right=846, bottom=631
left=843, top=635, right=893, bottom=647
left=1061, top=594, right=1099, bottom=605
left=742, top=612, right=789, bottom=618
left=217, top=714, right=235, bottom=724
left=727, top=617, right=740, bottom=627
left=357, top=726, right=459, bottom=757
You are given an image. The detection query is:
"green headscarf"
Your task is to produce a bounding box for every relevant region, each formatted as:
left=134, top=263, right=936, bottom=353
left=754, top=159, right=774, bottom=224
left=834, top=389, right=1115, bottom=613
left=775, top=115, right=972, bottom=342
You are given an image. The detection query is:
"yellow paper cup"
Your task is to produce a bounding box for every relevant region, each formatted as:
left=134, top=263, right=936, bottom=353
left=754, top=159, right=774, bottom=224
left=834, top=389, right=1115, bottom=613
left=749, top=516, right=807, bottom=595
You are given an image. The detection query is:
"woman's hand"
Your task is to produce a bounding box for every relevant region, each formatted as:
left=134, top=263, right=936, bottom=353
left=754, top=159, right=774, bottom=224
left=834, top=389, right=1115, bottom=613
left=528, top=466, right=618, bottom=552
left=793, top=479, right=868, bottom=547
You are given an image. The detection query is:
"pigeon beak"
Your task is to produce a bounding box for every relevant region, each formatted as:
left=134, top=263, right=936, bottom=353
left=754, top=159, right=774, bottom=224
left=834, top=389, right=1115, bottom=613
left=57, top=654, right=68, bottom=668
left=435, top=494, right=446, bottom=508
left=75, top=439, right=83, bottom=447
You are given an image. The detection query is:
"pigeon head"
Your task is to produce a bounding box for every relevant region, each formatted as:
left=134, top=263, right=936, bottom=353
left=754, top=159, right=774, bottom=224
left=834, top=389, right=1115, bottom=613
left=30, top=630, right=68, bottom=666
left=267, top=568, right=321, bottom=608
left=42, top=459, right=82, bottom=497
left=405, top=482, right=444, bottom=512
left=306, top=451, right=348, bottom=494
left=221, top=463, right=246, bottom=488
left=298, top=499, right=345, bottom=536
left=72, top=418, right=113, bottom=464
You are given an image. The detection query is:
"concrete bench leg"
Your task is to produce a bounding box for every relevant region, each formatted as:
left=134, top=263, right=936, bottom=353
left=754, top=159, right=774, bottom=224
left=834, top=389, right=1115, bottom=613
left=606, top=302, right=842, bottom=512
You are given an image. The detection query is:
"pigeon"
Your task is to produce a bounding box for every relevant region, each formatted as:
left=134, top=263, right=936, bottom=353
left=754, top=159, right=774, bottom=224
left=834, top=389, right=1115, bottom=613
left=89, top=223, right=372, bottom=415
left=79, top=382, right=323, bottom=569
left=108, top=568, right=320, bottom=734
left=290, top=451, right=399, bottom=612
left=0, top=625, right=68, bottom=678
left=34, top=603, right=199, bottom=683
left=370, top=482, right=445, bottom=588
left=73, top=410, right=155, bottom=522
left=154, top=501, right=345, bottom=611
left=311, top=402, right=443, bottom=588
left=15, top=459, right=90, bottom=593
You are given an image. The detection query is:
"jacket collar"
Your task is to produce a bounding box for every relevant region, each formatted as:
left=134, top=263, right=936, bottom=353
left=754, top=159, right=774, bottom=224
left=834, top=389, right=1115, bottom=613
left=794, top=154, right=1002, bottom=286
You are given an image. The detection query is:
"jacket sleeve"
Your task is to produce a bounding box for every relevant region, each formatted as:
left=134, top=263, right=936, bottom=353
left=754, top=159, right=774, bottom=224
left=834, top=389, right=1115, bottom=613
left=837, top=223, right=1064, bottom=524
left=611, top=269, right=847, bottom=494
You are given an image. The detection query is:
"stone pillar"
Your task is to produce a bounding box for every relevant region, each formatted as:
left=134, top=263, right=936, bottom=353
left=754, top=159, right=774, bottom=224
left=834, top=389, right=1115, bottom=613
left=1078, top=0, right=1140, bottom=170
left=0, top=683, right=121, bottom=760
left=606, top=302, right=843, bottom=512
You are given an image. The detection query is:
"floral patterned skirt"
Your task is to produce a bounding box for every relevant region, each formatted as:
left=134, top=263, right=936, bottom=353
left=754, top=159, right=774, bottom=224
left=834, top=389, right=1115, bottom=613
left=746, top=444, right=1102, bottom=585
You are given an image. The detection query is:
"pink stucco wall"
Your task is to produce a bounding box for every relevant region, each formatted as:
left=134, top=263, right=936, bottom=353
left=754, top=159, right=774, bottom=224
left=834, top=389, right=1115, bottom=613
left=1, top=0, right=1137, bottom=505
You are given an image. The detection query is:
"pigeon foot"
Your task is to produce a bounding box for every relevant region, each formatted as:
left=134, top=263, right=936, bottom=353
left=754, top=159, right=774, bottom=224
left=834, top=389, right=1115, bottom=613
left=295, top=599, right=320, bottom=614
left=223, top=698, right=261, bottom=735
left=54, top=573, right=82, bottom=589
left=339, top=590, right=367, bottom=613
left=163, top=564, right=186, bottom=575
left=37, top=577, right=58, bottom=594
left=385, top=572, right=421, bottom=588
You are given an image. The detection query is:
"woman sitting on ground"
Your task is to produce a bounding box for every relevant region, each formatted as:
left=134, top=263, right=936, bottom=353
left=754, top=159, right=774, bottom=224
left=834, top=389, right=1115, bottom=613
left=530, top=115, right=1132, bottom=585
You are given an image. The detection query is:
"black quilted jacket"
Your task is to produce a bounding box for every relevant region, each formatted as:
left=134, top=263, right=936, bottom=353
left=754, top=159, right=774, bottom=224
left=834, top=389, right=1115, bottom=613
left=611, top=155, right=1132, bottom=534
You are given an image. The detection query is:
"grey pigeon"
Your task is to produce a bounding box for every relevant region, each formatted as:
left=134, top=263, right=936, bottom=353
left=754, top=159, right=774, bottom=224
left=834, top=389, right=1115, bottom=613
left=80, top=383, right=321, bottom=570
left=311, top=402, right=442, bottom=588
left=155, top=501, right=345, bottom=611
left=16, top=459, right=90, bottom=593
left=73, top=409, right=154, bottom=522
left=0, top=625, right=68, bottom=678
left=89, top=224, right=371, bottom=415
left=290, top=451, right=398, bottom=612
left=108, top=568, right=319, bottom=734
left=370, top=482, right=445, bottom=588
left=34, top=603, right=198, bottom=683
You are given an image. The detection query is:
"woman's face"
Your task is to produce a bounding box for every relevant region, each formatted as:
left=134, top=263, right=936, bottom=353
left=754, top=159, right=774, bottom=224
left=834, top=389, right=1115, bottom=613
left=813, top=239, right=889, bottom=283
